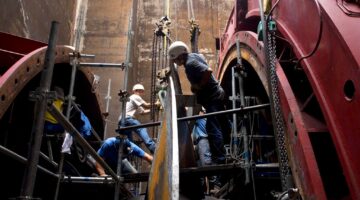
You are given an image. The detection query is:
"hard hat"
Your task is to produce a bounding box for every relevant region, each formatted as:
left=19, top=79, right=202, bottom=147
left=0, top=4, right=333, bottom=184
left=168, top=41, right=189, bottom=60
left=132, top=84, right=145, bottom=91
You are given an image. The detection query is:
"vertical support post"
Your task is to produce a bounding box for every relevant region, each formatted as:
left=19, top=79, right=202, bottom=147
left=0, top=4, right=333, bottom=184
left=103, top=79, right=112, bottom=137
left=19, top=21, right=59, bottom=199
left=235, top=36, right=250, bottom=184
left=231, top=66, right=238, bottom=155
left=54, top=1, right=86, bottom=198
left=53, top=42, right=78, bottom=200
left=115, top=0, right=135, bottom=198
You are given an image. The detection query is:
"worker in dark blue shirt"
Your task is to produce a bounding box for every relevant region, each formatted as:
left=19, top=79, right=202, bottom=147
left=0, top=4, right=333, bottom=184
left=168, top=41, right=231, bottom=165
left=95, top=137, right=153, bottom=176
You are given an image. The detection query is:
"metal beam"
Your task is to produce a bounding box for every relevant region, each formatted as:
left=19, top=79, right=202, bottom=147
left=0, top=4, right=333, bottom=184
left=0, top=145, right=58, bottom=178
left=20, top=21, right=59, bottom=198
left=79, top=62, right=126, bottom=68
left=117, top=104, right=270, bottom=132
left=47, top=104, right=119, bottom=181
left=147, top=77, right=179, bottom=200
left=62, top=163, right=279, bottom=184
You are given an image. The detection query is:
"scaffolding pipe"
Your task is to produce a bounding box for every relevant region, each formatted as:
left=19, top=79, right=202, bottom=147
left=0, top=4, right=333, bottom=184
left=114, top=2, right=136, bottom=199
left=79, top=62, right=126, bottom=68
left=47, top=104, right=119, bottom=181
left=54, top=21, right=81, bottom=200
left=231, top=66, right=238, bottom=156
left=235, top=36, right=250, bottom=184
left=71, top=102, right=102, bottom=142
left=69, top=53, right=95, bottom=58
left=62, top=176, right=116, bottom=184
left=103, top=79, right=112, bottom=138
left=19, top=21, right=59, bottom=199
left=117, top=104, right=270, bottom=131
left=40, top=152, right=58, bottom=168
left=48, top=105, right=134, bottom=198
left=0, top=145, right=58, bottom=178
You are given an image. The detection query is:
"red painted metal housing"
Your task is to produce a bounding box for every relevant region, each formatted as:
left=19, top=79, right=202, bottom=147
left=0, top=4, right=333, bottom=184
left=0, top=31, right=106, bottom=198
left=0, top=31, right=104, bottom=139
left=217, top=0, right=360, bottom=199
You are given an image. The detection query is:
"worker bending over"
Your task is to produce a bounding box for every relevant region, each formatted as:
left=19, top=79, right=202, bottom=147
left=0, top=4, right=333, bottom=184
left=95, top=136, right=153, bottom=176
left=168, top=41, right=231, bottom=165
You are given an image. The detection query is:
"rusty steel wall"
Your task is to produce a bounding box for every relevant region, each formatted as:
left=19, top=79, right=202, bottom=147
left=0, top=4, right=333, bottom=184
left=0, top=0, right=76, bottom=45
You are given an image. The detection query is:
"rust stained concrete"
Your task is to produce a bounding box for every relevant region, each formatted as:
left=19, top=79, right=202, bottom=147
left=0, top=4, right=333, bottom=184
left=0, top=0, right=235, bottom=138
left=136, top=0, right=235, bottom=95
left=84, top=0, right=234, bottom=138
left=0, top=0, right=75, bottom=45
left=83, top=0, right=133, bottom=138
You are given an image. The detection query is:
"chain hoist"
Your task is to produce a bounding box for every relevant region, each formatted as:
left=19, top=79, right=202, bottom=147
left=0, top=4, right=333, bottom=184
left=266, top=18, right=293, bottom=190
left=150, top=16, right=172, bottom=137
left=258, top=0, right=293, bottom=191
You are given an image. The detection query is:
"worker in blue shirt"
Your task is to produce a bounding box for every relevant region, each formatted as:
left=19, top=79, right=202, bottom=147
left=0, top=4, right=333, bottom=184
left=168, top=41, right=231, bottom=165
left=192, top=109, right=212, bottom=167
left=95, top=136, right=153, bottom=176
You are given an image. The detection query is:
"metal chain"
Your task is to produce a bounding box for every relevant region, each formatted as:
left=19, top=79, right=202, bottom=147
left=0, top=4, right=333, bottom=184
left=150, top=33, right=158, bottom=121
left=267, top=28, right=292, bottom=190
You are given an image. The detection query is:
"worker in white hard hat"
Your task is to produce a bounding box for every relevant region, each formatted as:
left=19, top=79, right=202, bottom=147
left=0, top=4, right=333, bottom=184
left=118, top=83, right=157, bottom=154
left=168, top=41, right=231, bottom=165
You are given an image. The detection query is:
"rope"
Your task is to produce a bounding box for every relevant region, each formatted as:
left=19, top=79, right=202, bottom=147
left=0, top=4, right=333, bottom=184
left=187, top=0, right=195, bottom=20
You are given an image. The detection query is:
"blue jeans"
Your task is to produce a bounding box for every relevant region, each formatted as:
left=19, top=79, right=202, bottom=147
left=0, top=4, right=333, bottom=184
left=119, top=117, right=156, bottom=153
left=204, top=100, right=231, bottom=164
left=196, top=138, right=212, bottom=166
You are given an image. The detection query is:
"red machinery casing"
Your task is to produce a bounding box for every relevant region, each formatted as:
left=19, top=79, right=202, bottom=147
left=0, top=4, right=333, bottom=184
left=217, top=0, right=360, bottom=199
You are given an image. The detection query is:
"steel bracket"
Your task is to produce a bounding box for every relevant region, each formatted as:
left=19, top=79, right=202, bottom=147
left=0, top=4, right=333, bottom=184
left=28, top=90, right=56, bottom=103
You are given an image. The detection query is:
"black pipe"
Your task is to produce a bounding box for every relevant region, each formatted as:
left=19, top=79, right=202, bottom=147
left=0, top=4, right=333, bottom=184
left=0, top=145, right=58, bottom=178
left=117, top=103, right=270, bottom=132
left=47, top=104, right=119, bottom=181
left=20, top=21, right=59, bottom=198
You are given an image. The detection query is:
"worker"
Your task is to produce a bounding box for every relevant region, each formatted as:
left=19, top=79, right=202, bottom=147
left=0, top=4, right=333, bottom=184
left=192, top=109, right=212, bottom=194
left=44, top=86, right=65, bottom=134
left=118, top=83, right=158, bottom=154
left=192, top=109, right=212, bottom=167
left=44, top=86, right=91, bottom=136
left=43, top=86, right=93, bottom=155
left=95, top=136, right=153, bottom=176
left=70, top=106, right=93, bottom=139
left=168, top=41, right=231, bottom=165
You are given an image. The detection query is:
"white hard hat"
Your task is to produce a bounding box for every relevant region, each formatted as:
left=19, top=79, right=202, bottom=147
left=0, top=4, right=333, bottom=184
left=168, top=41, right=189, bottom=60
left=133, top=84, right=145, bottom=91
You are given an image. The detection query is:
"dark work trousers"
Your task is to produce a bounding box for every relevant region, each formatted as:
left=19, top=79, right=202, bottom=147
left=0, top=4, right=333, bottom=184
left=204, top=99, right=231, bottom=164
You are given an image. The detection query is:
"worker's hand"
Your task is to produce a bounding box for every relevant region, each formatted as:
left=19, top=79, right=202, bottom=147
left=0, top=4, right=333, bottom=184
left=191, top=84, right=202, bottom=93
left=99, top=173, right=108, bottom=177
left=155, top=99, right=161, bottom=107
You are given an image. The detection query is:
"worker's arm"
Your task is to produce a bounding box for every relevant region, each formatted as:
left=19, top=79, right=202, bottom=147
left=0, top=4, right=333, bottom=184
left=143, top=152, right=153, bottom=164
left=139, top=101, right=161, bottom=114
left=141, top=100, right=160, bottom=109
left=129, top=141, right=153, bottom=164
left=95, top=161, right=107, bottom=176
left=191, top=68, right=213, bottom=93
